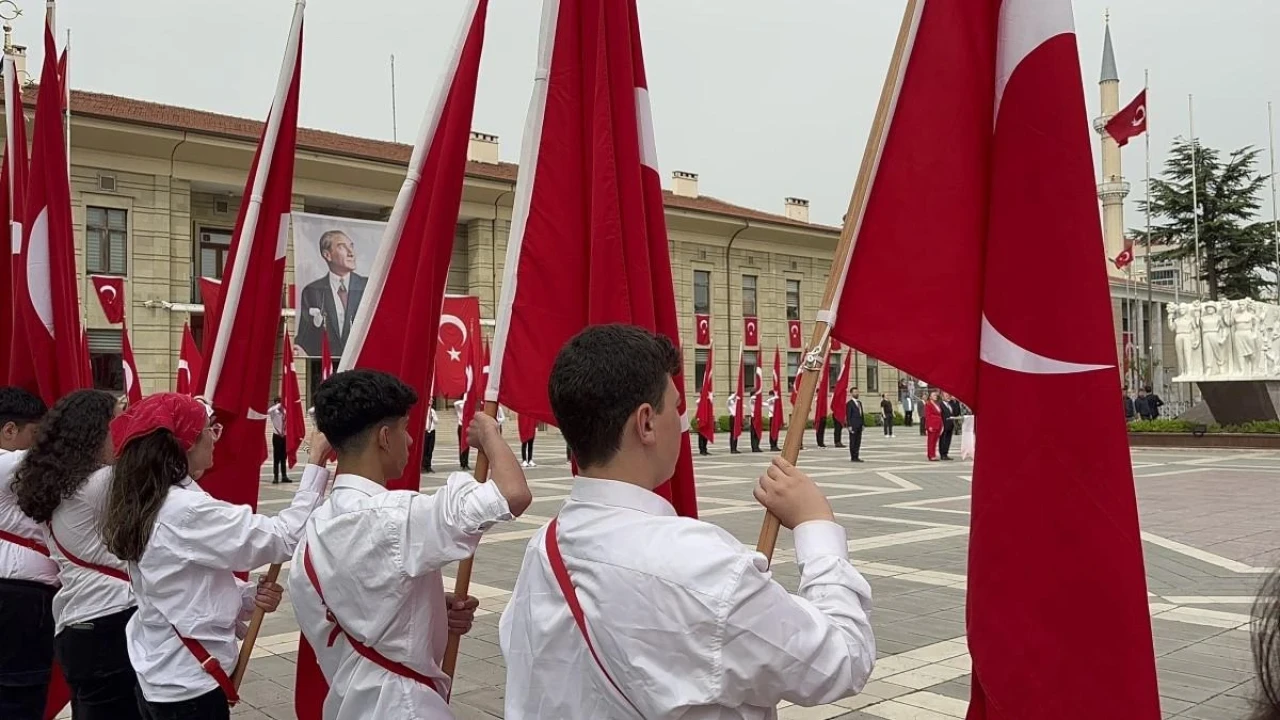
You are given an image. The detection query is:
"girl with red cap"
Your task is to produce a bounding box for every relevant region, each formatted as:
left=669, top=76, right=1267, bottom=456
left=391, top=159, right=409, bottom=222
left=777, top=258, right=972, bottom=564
left=101, top=393, right=331, bottom=720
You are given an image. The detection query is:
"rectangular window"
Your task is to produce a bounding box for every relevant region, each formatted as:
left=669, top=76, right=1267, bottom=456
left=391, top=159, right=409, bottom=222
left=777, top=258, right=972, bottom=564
left=787, top=352, right=800, bottom=391
left=867, top=358, right=880, bottom=393
left=195, top=228, right=233, bottom=303
left=86, top=207, right=127, bottom=275
left=786, top=279, right=801, bottom=321
left=827, top=353, right=841, bottom=391
left=693, top=270, right=711, bottom=314
left=744, top=350, right=759, bottom=393
left=694, top=349, right=709, bottom=393
left=742, top=275, right=757, bottom=318
left=87, top=329, right=124, bottom=392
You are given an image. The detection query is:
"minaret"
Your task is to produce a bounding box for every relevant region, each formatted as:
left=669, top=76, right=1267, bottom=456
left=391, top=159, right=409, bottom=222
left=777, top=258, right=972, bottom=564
left=1094, top=16, right=1130, bottom=277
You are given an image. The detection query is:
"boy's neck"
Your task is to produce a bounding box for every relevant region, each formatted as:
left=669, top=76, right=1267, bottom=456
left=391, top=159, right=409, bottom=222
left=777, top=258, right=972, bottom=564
left=578, top=455, right=659, bottom=491
left=334, top=453, right=388, bottom=487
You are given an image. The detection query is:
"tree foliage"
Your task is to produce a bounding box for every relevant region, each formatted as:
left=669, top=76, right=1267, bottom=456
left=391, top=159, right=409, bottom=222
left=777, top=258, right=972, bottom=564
left=1136, top=138, right=1274, bottom=300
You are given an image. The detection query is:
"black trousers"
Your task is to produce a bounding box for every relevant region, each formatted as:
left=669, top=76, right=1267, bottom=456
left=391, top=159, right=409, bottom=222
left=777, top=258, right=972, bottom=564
left=920, top=416, right=927, bottom=435
left=56, top=608, right=141, bottom=720
left=421, top=430, right=436, bottom=471
left=883, top=414, right=894, bottom=435
left=729, top=433, right=739, bottom=453
left=137, top=686, right=229, bottom=720
left=769, top=431, right=779, bottom=451
left=271, top=433, right=288, bottom=480
left=904, top=410, right=914, bottom=427
left=698, top=434, right=709, bottom=455
left=940, top=422, right=955, bottom=458
left=833, top=421, right=844, bottom=446
left=457, top=426, right=470, bottom=469
left=0, top=579, right=56, bottom=720
left=816, top=418, right=828, bottom=447
left=521, top=439, right=535, bottom=462
left=749, top=426, right=761, bottom=452
left=848, top=426, right=864, bottom=461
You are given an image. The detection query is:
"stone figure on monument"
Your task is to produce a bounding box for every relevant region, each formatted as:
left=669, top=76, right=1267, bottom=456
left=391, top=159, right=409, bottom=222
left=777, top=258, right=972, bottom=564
left=1229, top=299, right=1261, bottom=377
left=1198, top=302, right=1230, bottom=376
left=1169, top=303, right=1202, bottom=378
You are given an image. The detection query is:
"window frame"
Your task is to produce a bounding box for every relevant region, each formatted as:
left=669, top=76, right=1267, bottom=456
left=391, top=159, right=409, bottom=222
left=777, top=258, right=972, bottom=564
left=85, top=206, right=128, bottom=276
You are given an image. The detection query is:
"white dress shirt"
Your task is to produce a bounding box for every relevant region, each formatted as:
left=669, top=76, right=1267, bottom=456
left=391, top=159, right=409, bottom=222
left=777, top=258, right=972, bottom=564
left=127, top=464, right=328, bottom=703
left=727, top=395, right=739, bottom=416
left=426, top=408, right=439, bottom=434
left=289, top=472, right=513, bottom=719
left=500, top=477, right=875, bottom=719
left=329, top=272, right=351, bottom=333
left=268, top=403, right=286, bottom=436
left=46, top=466, right=134, bottom=634
left=0, top=449, right=59, bottom=587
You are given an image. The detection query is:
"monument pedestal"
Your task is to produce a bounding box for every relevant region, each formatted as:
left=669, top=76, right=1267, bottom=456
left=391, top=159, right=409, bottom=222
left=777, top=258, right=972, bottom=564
left=1184, top=381, right=1280, bottom=425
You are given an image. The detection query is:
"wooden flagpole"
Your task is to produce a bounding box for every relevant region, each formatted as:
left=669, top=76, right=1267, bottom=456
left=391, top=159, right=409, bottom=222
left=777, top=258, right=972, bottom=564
left=441, top=400, right=498, bottom=679
left=756, top=0, right=920, bottom=561
left=231, top=564, right=282, bottom=688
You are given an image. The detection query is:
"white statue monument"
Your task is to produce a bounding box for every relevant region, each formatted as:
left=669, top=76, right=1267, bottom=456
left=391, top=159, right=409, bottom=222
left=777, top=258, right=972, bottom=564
left=1169, top=304, right=1202, bottom=378
left=1171, top=297, right=1280, bottom=382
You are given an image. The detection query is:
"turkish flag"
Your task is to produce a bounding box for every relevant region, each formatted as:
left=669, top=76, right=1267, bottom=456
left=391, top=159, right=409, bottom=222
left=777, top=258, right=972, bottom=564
left=1105, top=89, right=1147, bottom=148
left=487, top=0, right=696, bottom=517
left=742, top=316, right=759, bottom=347
left=121, top=326, right=143, bottom=404
left=731, top=349, right=744, bottom=440
left=91, top=275, right=126, bottom=324
left=831, top=351, right=851, bottom=421
left=436, top=295, right=482, bottom=397
left=827, top=2, right=1158, bottom=717
left=280, top=329, right=305, bottom=468
left=694, top=312, right=711, bottom=345
left=787, top=319, right=802, bottom=349
left=695, top=344, right=715, bottom=443
left=751, top=367, right=763, bottom=436
left=176, top=322, right=202, bottom=395
left=198, top=3, right=302, bottom=513
left=769, top=347, right=783, bottom=441
left=16, top=16, right=86, bottom=406
left=319, top=326, right=333, bottom=381
left=4, top=55, right=32, bottom=392
left=1113, top=236, right=1135, bottom=269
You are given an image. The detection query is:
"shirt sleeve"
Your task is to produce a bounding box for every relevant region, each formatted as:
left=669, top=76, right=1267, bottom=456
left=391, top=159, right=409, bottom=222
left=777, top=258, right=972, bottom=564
left=715, top=520, right=875, bottom=708
left=399, top=472, right=513, bottom=578
left=176, top=464, right=328, bottom=572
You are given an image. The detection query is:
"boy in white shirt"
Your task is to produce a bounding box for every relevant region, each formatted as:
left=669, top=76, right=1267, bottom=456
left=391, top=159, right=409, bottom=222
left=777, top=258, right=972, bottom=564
left=501, top=324, right=876, bottom=718
left=290, top=369, right=532, bottom=719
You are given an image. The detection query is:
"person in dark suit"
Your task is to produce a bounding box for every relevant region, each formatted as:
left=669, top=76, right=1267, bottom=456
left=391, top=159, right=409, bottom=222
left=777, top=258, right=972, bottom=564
left=295, top=229, right=368, bottom=358
left=845, top=388, right=865, bottom=462
left=1122, top=388, right=1135, bottom=422
left=879, top=394, right=895, bottom=436
left=938, top=391, right=960, bottom=460
left=1143, top=385, right=1164, bottom=420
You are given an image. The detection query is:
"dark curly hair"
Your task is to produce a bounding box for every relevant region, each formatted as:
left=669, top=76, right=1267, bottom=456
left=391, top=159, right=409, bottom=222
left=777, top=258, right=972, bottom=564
left=314, top=369, right=418, bottom=454
left=1252, top=570, right=1280, bottom=720
left=13, top=389, right=117, bottom=523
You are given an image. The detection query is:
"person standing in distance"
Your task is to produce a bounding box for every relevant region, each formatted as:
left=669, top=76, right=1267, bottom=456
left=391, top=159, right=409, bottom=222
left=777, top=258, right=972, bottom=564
left=845, top=388, right=865, bottom=463
left=879, top=394, right=894, bottom=437
left=267, top=396, right=291, bottom=484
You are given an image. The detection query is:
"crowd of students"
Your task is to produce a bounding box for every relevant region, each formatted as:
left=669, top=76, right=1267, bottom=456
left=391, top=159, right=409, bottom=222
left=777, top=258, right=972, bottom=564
left=0, top=324, right=1275, bottom=719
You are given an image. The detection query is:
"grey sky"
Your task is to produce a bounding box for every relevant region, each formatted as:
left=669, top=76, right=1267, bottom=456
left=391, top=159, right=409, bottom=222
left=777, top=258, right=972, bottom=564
left=27, top=1, right=1280, bottom=227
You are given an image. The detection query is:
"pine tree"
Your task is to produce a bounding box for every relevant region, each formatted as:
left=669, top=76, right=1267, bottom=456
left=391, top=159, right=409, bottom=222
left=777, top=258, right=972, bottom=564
left=1138, top=138, right=1274, bottom=300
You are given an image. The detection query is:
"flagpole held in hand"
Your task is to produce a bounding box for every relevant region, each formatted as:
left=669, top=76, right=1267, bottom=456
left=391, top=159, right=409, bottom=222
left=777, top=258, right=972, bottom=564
left=441, top=400, right=497, bottom=681
left=756, top=0, right=918, bottom=562
left=231, top=565, right=283, bottom=689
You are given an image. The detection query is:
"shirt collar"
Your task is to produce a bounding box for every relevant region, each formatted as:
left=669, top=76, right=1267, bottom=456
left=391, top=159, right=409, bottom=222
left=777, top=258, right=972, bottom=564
left=329, top=271, right=351, bottom=290
left=569, top=476, right=676, bottom=518
left=333, top=473, right=387, bottom=497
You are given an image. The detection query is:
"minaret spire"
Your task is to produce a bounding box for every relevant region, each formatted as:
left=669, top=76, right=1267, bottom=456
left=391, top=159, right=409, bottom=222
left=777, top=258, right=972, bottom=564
left=1100, top=15, right=1119, bottom=83
left=1095, top=14, right=1129, bottom=276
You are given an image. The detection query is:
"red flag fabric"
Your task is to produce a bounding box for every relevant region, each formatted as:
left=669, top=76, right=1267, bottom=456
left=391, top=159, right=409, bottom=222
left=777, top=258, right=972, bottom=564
left=731, top=349, right=744, bottom=439
left=830, top=337, right=843, bottom=352
left=435, top=295, right=482, bottom=397
left=694, top=312, right=711, bottom=345
left=198, top=4, right=302, bottom=512
left=319, top=326, right=333, bottom=381
left=176, top=322, right=202, bottom=395
left=751, top=366, right=763, bottom=436
left=16, top=17, right=86, bottom=406
left=787, top=319, right=802, bottom=349
left=831, top=351, right=852, bottom=419
left=198, top=278, right=223, bottom=337
left=769, top=347, right=783, bottom=441
left=695, top=345, right=715, bottom=443
left=121, top=326, right=143, bottom=404
left=1105, top=88, right=1147, bottom=148
left=518, top=412, right=537, bottom=444
left=56, top=49, right=67, bottom=113
left=4, top=55, right=32, bottom=391
left=743, top=316, right=759, bottom=347
left=91, top=275, right=126, bottom=324
left=281, top=329, right=304, bottom=468
left=827, top=2, right=1158, bottom=717
left=336, top=0, right=485, bottom=488
left=79, top=327, right=91, bottom=389
left=458, top=336, right=483, bottom=455
left=1113, top=236, right=1135, bottom=269
left=813, top=348, right=830, bottom=431
left=486, top=0, right=696, bottom=517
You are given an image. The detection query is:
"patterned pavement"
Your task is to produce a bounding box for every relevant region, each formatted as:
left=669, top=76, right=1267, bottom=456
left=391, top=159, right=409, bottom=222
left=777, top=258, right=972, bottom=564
left=197, top=428, right=1276, bottom=719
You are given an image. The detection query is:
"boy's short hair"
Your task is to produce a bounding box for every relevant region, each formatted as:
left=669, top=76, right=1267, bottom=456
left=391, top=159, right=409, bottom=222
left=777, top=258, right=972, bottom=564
left=314, top=370, right=418, bottom=454
left=0, top=387, right=48, bottom=429
left=549, top=324, right=680, bottom=468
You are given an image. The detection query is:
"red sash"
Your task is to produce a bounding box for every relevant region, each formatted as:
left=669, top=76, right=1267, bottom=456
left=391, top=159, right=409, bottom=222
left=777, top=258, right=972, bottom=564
left=545, top=517, right=641, bottom=715
left=0, top=528, right=50, bottom=556
left=301, top=545, right=443, bottom=698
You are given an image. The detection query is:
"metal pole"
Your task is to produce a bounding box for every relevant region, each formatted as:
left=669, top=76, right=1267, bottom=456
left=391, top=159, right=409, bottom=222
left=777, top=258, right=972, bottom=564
left=1144, top=70, right=1154, bottom=387
left=1189, top=94, right=1202, bottom=297
left=390, top=54, right=398, bottom=143
left=1268, top=101, right=1278, bottom=302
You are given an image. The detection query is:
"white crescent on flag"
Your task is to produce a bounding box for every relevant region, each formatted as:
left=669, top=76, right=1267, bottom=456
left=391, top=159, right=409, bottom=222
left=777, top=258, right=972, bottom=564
left=698, top=318, right=708, bottom=332
left=440, top=313, right=468, bottom=362
left=27, top=207, right=54, bottom=335
left=100, top=285, right=117, bottom=302
left=979, top=315, right=1112, bottom=375
left=1132, top=106, right=1146, bottom=126
left=123, top=360, right=135, bottom=394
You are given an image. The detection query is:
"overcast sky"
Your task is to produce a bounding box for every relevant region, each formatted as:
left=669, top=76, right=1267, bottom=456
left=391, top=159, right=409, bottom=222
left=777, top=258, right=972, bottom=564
left=25, top=0, right=1280, bottom=227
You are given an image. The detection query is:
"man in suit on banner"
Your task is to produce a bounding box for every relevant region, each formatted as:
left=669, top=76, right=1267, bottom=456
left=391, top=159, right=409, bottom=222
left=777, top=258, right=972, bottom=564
left=296, top=229, right=367, bottom=357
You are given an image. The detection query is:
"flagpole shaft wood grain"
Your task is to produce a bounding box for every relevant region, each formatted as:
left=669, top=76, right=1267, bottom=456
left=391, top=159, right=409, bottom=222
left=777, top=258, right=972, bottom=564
left=230, top=562, right=283, bottom=689
left=755, top=0, right=919, bottom=563
left=442, top=399, right=498, bottom=680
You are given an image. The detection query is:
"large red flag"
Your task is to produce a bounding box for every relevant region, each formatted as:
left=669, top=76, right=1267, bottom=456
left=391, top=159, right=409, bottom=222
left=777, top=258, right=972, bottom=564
left=751, top=365, right=763, bottom=436
left=176, top=322, right=202, bottom=395
left=198, top=3, right=302, bottom=511
left=487, top=0, right=696, bottom=517
left=742, top=316, right=759, bottom=347
left=16, top=15, right=85, bottom=406
left=4, top=55, right=32, bottom=392
left=831, top=351, right=852, bottom=421
left=827, top=2, right=1158, bottom=717
left=695, top=345, right=715, bottom=443
left=280, top=329, right=304, bottom=467
left=1105, top=88, right=1147, bottom=148
left=91, top=275, right=126, bottom=324
left=769, top=347, right=782, bottom=441
left=694, top=312, right=711, bottom=346
left=731, top=349, right=744, bottom=440
left=787, top=319, right=802, bottom=349
left=121, top=326, right=142, bottom=404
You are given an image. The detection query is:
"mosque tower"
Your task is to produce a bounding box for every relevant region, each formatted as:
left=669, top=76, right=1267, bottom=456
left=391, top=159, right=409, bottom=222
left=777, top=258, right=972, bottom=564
left=1094, top=16, right=1130, bottom=277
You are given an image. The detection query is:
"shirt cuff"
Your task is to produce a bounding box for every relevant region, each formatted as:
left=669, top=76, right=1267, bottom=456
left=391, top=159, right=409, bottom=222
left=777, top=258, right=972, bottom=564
left=449, top=473, right=514, bottom=533
left=298, top=464, right=330, bottom=496
left=793, top=520, right=849, bottom=564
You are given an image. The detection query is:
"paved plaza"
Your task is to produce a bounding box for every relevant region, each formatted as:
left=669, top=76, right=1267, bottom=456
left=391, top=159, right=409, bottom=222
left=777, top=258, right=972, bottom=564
left=214, top=429, right=1277, bottom=720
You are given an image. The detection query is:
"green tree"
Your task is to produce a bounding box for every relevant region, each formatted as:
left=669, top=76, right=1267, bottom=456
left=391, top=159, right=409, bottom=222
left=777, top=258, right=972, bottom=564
left=1137, top=138, right=1274, bottom=300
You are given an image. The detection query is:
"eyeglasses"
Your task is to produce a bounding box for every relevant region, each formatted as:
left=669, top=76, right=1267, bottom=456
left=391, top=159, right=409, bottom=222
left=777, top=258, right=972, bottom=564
left=207, top=423, right=223, bottom=442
